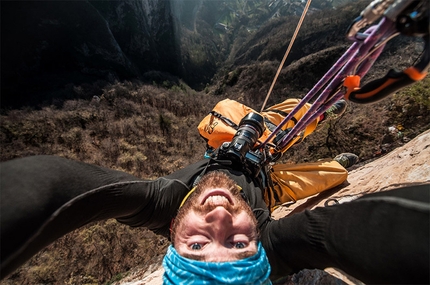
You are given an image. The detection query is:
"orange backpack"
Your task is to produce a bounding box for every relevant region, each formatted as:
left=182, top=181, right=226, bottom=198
left=197, top=98, right=320, bottom=154
left=197, top=98, right=347, bottom=212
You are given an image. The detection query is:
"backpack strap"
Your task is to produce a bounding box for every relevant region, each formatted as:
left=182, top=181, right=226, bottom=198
left=262, top=109, right=298, bottom=136
left=263, top=108, right=298, bottom=125
left=264, top=118, right=277, bottom=132
left=210, top=111, right=239, bottom=130
left=263, top=109, right=307, bottom=148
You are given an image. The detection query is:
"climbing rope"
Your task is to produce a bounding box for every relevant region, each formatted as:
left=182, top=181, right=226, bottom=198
left=260, top=0, right=313, bottom=112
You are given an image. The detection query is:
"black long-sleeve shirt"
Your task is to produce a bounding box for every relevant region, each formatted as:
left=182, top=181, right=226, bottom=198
left=1, top=155, right=429, bottom=283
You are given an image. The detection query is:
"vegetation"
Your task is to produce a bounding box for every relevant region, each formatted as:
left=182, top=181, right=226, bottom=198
left=1, top=0, right=429, bottom=283
left=0, top=81, right=218, bottom=176
left=1, top=75, right=429, bottom=284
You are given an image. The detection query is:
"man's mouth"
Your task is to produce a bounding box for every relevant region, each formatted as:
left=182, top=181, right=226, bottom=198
left=201, top=189, right=233, bottom=206
left=204, top=195, right=229, bottom=206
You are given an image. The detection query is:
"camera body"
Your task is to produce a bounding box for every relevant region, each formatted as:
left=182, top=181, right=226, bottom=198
left=217, top=112, right=266, bottom=176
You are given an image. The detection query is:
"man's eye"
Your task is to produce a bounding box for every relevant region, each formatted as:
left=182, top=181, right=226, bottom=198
left=191, top=243, right=202, bottom=250
left=234, top=242, right=245, bottom=249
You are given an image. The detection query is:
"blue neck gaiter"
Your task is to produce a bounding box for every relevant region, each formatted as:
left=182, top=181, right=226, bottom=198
left=162, top=242, right=271, bottom=285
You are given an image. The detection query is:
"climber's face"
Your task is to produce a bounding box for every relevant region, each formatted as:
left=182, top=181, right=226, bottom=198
left=171, top=171, right=258, bottom=262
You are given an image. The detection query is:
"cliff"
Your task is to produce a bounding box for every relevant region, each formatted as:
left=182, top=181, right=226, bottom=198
left=1, top=0, right=356, bottom=108
left=1, top=0, right=179, bottom=107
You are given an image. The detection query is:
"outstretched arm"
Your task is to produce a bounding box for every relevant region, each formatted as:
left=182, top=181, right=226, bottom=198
left=261, top=184, right=430, bottom=284
left=0, top=155, right=190, bottom=279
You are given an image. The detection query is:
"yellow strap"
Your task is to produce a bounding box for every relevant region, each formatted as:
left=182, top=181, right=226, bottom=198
left=180, top=186, right=197, bottom=208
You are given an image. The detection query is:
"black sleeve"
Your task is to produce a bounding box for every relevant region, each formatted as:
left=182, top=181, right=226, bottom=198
left=0, top=155, right=191, bottom=279
left=260, top=184, right=430, bottom=284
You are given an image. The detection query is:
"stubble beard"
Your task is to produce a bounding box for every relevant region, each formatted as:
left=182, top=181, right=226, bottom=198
left=170, top=171, right=258, bottom=243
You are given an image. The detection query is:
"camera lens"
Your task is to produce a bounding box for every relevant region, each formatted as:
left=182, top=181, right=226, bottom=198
left=226, top=112, right=264, bottom=161
left=236, top=112, right=265, bottom=146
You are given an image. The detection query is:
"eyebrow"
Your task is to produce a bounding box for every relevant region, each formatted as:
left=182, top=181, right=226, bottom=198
left=181, top=250, right=256, bottom=262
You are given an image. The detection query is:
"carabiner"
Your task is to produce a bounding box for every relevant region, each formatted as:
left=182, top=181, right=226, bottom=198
left=346, top=0, right=410, bottom=40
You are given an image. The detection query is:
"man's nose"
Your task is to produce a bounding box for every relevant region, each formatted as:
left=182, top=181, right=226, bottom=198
left=204, top=206, right=233, bottom=231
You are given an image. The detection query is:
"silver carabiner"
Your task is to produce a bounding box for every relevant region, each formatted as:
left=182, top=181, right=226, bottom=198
left=347, top=0, right=396, bottom=40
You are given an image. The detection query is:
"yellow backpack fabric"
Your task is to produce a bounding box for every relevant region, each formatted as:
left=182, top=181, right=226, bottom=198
left=197, top=98, right=321, bottom=154
left=265, top=160, right=348, bottom=212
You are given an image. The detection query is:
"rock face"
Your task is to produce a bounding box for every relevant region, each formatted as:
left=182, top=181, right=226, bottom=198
left=273, top=129, right=430, bottom=218
left=114, top=129, right=430, bottom=285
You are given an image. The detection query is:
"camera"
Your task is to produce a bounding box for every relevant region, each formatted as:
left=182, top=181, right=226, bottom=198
left=217, top=112, right=265, bottom=175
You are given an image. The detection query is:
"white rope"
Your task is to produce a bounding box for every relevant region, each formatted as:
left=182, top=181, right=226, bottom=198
left=260, top=0, right=313, bottom=111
